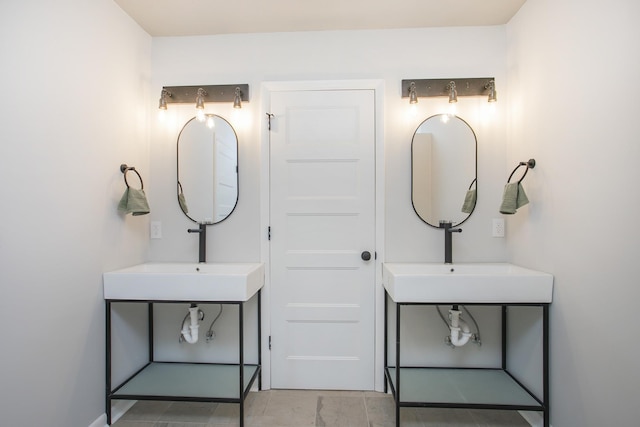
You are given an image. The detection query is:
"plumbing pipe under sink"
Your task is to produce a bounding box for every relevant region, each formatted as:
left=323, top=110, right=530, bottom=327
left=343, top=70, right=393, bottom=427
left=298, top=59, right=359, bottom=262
left=448, top=307, right=472, bottom=347
left=180, top=305, right=203, bottom=344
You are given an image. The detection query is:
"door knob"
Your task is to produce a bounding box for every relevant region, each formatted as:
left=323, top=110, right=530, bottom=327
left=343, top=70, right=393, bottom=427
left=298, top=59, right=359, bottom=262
left=361, top=251, right=372, bottom=261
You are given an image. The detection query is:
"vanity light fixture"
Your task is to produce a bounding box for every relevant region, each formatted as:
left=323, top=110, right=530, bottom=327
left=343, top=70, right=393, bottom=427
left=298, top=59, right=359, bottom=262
left=402, top=78, right=497, bottom=104
left=408, top=82, right=418, bottom=104
left=157, top=84, right=250, bottom=112
left=447, top=81, right=458, bottom=103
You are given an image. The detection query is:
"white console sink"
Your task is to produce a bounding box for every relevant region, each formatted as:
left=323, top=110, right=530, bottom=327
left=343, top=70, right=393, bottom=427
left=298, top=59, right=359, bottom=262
left=103, top=262, right=264, bottom=301
left=382, top=263, right=553, bottom=303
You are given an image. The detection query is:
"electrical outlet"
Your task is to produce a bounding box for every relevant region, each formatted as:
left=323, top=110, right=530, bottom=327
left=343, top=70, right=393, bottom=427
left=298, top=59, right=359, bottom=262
left=150, top=221, right=162, bottom=239
left=492, top=218, right=505, bottom=238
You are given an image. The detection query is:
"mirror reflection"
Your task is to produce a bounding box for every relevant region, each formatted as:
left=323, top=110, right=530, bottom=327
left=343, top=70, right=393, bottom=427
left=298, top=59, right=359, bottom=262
left=177, top=114, right=239, bottom=224
left=411, top=114, right=477, bottom=227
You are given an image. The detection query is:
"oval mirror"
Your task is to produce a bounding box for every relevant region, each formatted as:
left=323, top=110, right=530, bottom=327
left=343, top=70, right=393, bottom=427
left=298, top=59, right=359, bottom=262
left=177, top=114, right=239, bottom=224
left=411, top=114, right=477, bottom=227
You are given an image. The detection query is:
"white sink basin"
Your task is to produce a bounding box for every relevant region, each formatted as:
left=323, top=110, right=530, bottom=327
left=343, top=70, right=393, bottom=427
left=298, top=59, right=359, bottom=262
left=382, top=263, right=553, bottom=303
left=103, top=262, right=264, bottom=301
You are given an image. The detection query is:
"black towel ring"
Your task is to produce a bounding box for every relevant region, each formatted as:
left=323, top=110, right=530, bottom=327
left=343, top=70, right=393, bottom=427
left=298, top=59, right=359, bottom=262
left=120, top=164, right=144, bottom=190
left=468, top=178, right=477, bottom=190
left=507, top=159, right=536, bottom=184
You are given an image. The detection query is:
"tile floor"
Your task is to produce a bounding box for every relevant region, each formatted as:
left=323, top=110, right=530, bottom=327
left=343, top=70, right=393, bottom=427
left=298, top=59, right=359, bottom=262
left=111, top=390, right=531, bottom=427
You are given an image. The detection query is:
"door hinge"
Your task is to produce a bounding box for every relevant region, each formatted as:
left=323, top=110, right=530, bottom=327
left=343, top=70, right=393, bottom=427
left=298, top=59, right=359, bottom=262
left=266, top=113, right=274, bottom=130
left=269, top=335, right=272, bottom=350
left=268, top=226, right=271, bottom=240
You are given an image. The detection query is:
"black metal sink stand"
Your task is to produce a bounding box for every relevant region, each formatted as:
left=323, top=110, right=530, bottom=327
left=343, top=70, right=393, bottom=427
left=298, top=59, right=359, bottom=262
left=106, top=291, right=261, bottom=426
left=384, top=293, right=549, bottom=427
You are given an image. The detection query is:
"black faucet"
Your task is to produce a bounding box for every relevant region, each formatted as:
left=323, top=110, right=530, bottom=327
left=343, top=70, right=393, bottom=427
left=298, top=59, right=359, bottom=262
left=187, top=223, right=207, bottom=263
left=440, top=221, right=462, bottom=264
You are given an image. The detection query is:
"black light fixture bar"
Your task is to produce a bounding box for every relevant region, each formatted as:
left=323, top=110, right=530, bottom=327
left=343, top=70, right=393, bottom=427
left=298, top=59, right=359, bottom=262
left=162, top=84, right=249, bottom=104
left=402, top=78, right=495, bottom=98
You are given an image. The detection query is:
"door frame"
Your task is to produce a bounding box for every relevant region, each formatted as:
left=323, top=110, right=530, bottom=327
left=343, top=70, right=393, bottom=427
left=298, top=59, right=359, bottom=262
left=260, top=80, right=386, bottom=391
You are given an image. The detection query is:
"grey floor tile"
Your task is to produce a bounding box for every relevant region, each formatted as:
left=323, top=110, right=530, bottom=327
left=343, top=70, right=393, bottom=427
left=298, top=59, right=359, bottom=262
left=316, top=395, right=368, bottom=427
left=118, top=401, right=172, bottom=422
left=415, top=407, right=476, bottom=426
left=154, top=423, right=209, bottom=427
left=364, top=394, right=396, bottom=427
left=399, top=408, right=425, bottom=427
left=209, top=403, right=241, bottom=424
left=246, top=390, right=271, bottom=416
left=259, top=391, right=318, bottom=426
left=158, top=401, right=218, bottom=423
left=111, top=422, right=156, bottom=427
left=318, top=390, right=368, bottom=398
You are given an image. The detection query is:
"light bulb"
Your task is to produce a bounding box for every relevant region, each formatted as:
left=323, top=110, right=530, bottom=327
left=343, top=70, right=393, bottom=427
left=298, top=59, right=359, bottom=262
left=448, top=81, right=458, bottom=104
left=158, top=89, right=170, bottom=110
left=233, top=87, right=242, bottom=109
left=195, top=88, right=206, bottom=121
left=409, top=82, right=418, bottom=105
left=487, top=80, right=497, bottom=103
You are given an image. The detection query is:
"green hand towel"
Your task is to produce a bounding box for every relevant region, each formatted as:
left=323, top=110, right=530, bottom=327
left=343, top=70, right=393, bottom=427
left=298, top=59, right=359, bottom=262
left=461, top=189, right=477, bottom=213
left=516, top=183, right=529, bottom=209
left=118, top=188, right=150, bottom=216
left=499, top=182, right=529, bottom=214
left=178, top=190, right=189, bottom=214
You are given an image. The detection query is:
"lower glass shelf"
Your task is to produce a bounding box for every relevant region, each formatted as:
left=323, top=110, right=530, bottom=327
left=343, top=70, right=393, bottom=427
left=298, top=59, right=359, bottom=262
left=112, top=362, right=259, bottom=401
left=386, top=367, right=541, bottom=408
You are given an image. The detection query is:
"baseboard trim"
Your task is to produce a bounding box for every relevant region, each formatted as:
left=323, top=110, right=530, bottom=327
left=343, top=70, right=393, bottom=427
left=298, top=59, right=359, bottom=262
left=88, top=400, right=137, bottom=427
left=519, top=410, right=550, bottom=427
left=88, top=414, right=106, bottom=427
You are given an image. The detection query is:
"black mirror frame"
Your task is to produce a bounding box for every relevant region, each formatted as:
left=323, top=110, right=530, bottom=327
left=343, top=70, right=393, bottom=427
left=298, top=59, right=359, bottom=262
left=410, top=114, right=477, bottom=228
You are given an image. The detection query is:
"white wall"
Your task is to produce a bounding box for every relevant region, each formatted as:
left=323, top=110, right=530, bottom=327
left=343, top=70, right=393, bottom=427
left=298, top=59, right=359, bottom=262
left=507, top=0, right=640, bottom=425
left=0, top=1, right=151, bottom=426
left=148, top=28, right=511, bottom=378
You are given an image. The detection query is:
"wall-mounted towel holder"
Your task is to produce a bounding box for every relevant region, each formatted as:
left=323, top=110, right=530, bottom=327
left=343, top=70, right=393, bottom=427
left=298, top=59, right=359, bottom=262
left=507, top=159, right=536, bottom=184
left=120, top=164, right=144, bottom=189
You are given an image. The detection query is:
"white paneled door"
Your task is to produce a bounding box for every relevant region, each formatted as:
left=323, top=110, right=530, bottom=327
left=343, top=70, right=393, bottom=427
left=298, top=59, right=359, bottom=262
left=269, top=89, right=376, bottom=390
